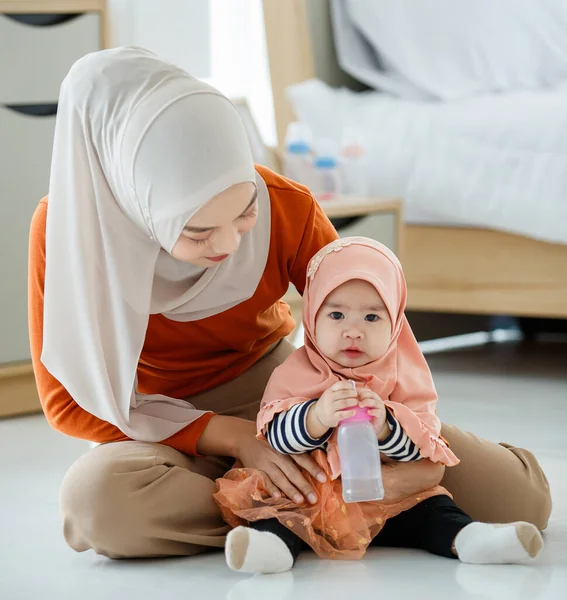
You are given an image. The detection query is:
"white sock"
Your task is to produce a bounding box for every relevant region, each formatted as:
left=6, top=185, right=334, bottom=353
left=225, top=526, right=294, bottom=574
left=454, top=521, right=543, bottom=565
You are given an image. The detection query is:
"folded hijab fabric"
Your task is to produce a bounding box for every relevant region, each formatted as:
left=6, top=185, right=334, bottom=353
left=41, top=47, right=270, bottom=441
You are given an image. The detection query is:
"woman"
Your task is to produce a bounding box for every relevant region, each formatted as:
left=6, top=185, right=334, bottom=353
left=28, top=48, right=551, bottom=559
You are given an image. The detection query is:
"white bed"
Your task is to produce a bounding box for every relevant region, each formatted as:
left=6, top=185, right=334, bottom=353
left=294, top=0, right=567, bottom=245
left=263, top=0, right=567, bottom=319
left=288, top=79, right=567, bottom=245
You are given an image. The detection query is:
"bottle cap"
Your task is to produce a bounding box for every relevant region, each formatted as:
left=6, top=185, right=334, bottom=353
left=341, top=125, right=364, bottom=147
left=314, top=155, right=337, bottom=169
left=340, top=406, right=372, bottom=424
left=342, top=144, right=365, bottom=159
left=287, top=141, right=310, bottom=154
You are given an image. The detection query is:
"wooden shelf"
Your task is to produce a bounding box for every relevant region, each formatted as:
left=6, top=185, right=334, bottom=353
left=0, top=1, right=105, bottom=12
left=0, top=361, right=34, bottom=380
left=0, top=362, right=39, bottom=418
left=317, top=195, right=401, bottom=219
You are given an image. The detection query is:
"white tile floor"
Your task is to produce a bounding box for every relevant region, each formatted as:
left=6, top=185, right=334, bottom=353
left=1, top=340, right=566, bottom=600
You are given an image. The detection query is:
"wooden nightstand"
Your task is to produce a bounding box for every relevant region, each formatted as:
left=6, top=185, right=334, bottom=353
left=284, top=196, right=403, bottom=335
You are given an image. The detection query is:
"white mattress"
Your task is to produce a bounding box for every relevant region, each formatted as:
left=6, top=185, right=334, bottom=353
left=288, top=79, right=567, bottom=245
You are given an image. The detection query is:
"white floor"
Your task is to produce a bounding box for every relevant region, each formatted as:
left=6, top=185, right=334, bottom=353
left=1, top=340, right=566, bottom=600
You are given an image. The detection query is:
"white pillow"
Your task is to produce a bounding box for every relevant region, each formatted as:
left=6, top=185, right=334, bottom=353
left=335, top=0, right=567, bottom=99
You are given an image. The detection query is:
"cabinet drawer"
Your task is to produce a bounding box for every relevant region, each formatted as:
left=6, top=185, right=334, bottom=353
left=0, top=104, right=56, bottom=363
left=0, top=13, right=100, bottom=104
left=332, top=212, right=398, bottom=254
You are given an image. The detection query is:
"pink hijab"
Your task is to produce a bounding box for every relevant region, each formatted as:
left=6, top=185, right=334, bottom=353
left=257, top=237, right=459, bottom=478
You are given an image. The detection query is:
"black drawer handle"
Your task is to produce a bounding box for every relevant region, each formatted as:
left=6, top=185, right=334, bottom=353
left=3, top=13, right=81, bottom=27
left=4, top=103, right=58, bottom=117
left=330, top=216, right=366, bottom=230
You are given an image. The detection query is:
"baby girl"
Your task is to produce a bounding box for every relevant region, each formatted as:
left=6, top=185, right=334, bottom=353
left=215, top=237, right=543, bottom=573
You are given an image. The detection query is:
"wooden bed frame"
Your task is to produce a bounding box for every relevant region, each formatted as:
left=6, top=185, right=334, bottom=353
left=262, top=0, right=567, bottom=319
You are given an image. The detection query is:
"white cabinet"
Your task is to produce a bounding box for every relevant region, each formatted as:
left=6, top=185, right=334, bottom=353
left=0, top=105, right=57, bottom=363
left=0, top=13, right=101, bottom=104
left=0, top=3, right=103, bottom=372
left=332, top=212, right=398, bottom=255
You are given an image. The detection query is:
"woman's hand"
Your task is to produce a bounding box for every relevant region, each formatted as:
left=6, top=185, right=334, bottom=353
left=306, top=381, right=359, bottom=438
left=380, top=460, right=446, bottom=504
left=197, top=415, right=326, bottom=505
left=236, top=434, right=327, bottom=505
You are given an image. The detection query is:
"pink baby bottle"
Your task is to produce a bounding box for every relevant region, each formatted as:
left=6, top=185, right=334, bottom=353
left=338, top=406, right=384, bottom=503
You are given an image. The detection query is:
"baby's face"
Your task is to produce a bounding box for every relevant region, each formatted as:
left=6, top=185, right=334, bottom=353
left=315, top=279, right=392, bottom=368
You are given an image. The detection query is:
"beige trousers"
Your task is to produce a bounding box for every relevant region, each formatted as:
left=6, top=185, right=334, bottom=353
left=60, top=340, right=552, bottom=559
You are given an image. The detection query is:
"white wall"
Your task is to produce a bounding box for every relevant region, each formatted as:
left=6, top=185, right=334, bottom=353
left=106, top=0, right=211, bottom=77
left=204, top=0, right=276, bottom=147
left=107, top=0, right=276, bottom=148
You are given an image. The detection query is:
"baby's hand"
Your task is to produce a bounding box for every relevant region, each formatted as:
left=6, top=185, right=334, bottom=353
left=358, top=388, right=387, bottom=434
left=306, top=381, right=358, bottom=438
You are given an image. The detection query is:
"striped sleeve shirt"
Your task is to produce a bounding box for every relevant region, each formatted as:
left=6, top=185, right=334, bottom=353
left=266, top=399, right=333, bottom=454
left=265, top=400, right=422, bottom=461
left=380, top=410, right=423, bottom=462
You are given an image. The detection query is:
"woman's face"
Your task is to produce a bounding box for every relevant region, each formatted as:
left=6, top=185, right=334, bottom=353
left=170, top=182, right=258, bottom=266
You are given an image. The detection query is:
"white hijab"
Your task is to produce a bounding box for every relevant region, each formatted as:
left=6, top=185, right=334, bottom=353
left=41, top=47, right=271, bottom=441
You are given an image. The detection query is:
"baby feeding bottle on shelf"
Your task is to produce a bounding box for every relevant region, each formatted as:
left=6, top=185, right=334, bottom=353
left=312, top=139, right=341, bottom=201
left=282, top=121, right=314, bottom=188
left=338, top=405, right=384, bottom=503
left=340, top=126, right=368, bottom=197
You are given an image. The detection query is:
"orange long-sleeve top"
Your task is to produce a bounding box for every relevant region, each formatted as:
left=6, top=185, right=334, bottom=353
left=28, top=166, right=338, bottom=455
